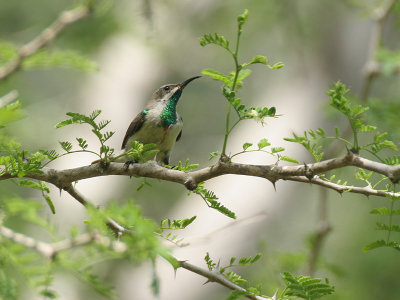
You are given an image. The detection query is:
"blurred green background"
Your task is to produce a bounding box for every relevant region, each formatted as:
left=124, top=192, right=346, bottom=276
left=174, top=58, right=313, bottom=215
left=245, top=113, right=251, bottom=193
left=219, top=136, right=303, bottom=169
left=1, top=0, right=400, bottom=299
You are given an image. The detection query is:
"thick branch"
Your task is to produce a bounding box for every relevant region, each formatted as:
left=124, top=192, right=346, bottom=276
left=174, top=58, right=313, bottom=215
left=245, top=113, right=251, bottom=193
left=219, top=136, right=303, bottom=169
left=1, top=151, right=399, bottom=199
left=0, top=5, right=93, bottom=81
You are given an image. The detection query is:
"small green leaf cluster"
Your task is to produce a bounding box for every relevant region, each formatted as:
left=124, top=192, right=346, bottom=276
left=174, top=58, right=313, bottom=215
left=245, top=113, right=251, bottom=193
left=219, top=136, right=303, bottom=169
left=199, top=9, right=282, bottom=156
left=164, top=158, right=199, bottom=172
left=222, top=85, right=277, bottom=124
left=319, top=174, right=348, bottom=187
left=363, top=193, right=400, bottom=252
left=232, top=138, right=298, bottom=163
left=192, top=182, right=236, bottom=219
left=365, top=131, right=398, bottom=162
left=160, top=216, right=196, bottom=230
left=0, top=146, right=46, bottom=177
left=44, top=110, right=115, bottom=163
left=204, top=252, right=267, bottom=299
left=0, top=101, right=48, bottom=178
left=285, top=128, right=342, bottom=162
left=117, top=141, right=159, bottom=163
left=354, top=168, right=375, bottom=187
left=157, top=216, right=196, bottom=247
left=18, top=180, right=55, bottom=214
left=329, top=82, right=377, bottom=150
left=281, top=272, right=335, bottom=300
left=199, top=33, right=230, bottom=49
left=220, top=253, right=262, bottom=273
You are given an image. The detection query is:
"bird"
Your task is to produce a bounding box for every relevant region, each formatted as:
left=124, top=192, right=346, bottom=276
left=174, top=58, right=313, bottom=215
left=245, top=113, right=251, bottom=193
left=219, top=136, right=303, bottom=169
left=120, top=76, right=201, bottom=166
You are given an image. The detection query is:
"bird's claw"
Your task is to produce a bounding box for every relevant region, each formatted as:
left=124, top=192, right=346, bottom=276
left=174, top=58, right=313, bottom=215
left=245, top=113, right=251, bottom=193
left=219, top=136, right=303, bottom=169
left=124, top=160, right=138, bottom=170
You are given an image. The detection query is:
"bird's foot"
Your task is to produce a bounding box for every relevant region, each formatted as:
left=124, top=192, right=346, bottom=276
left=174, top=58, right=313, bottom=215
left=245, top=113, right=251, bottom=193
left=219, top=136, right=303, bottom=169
left=124, top=160, right=138, bottom=170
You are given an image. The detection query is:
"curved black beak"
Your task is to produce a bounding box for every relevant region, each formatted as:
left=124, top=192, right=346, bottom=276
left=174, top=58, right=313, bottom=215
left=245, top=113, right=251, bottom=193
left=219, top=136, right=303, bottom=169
left=179, top=76, right=201, bottom=89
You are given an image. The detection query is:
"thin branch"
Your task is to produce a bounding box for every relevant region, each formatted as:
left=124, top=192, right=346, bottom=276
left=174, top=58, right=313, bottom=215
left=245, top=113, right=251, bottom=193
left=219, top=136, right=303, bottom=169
left=0, top=5, right=93, bottom=81
left=286, top=175, right=399, bottom=198
left=0, top=225, right=274, bottom=299
left=62, top=183, right=130, bottom=235
left=63, top=183, right=88, bottom=205
left=179, top=261, right=273, bottom=300
left=0, top=90, right=19, bottom=108
left=0, top=225, right=126, bottom=259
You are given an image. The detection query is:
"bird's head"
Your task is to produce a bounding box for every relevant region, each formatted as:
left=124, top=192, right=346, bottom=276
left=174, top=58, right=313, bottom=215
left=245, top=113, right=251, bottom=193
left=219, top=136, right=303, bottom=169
left=152, top=76, right=201, bottom=105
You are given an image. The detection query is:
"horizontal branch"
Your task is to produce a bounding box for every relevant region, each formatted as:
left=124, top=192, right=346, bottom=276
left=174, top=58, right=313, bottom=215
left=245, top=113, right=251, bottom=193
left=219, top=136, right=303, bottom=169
left=1, top=151, right=399, bottom=199
left=0, top=5, right=92, bottom=81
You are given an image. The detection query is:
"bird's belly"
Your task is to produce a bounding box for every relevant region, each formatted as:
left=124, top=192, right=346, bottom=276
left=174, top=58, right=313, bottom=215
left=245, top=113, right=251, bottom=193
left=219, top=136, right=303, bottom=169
left=126, top=121, right=182, bottom=152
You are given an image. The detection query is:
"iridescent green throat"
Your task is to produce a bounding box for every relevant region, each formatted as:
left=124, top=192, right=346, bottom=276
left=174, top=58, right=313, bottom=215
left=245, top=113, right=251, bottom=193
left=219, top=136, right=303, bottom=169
left=160, top=90, right=182, bottom=127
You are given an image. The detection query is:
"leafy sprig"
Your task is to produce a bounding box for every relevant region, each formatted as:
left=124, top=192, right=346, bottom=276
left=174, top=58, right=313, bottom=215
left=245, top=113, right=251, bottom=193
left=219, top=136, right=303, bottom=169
left=232, top=138, right=298, bottom=163
left=285, top=127, right=350, bottom=162
left=192, top=182, right=236, bottom=219
left=42, top=110, right=115, bottom=164
left=281, top=272, right=335, bottom=300
left=364, top=192, right=400, bottom=252
left=157, top=216, right=197, bottom=247
left=164, top=158, right=199, bottom=172
left=286, top=82, right=398, bottom=164
left=17, top=180, right=55, bottom=214
left=199, top=9, right=282, bottom=157
left=329, top=81, right=377, bottom=151
left=113, top=141, right=159, bottom=163
left=204, top=252, right=267, bottom=299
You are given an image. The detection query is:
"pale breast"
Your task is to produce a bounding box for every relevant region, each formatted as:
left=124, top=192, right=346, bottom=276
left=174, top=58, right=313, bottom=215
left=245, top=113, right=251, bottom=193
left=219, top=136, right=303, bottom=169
left=126, top=109, right=183, bottom=152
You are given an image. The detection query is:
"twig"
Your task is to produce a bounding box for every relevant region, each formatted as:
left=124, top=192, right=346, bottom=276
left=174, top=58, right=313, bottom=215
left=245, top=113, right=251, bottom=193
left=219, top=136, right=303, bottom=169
left=0, top=90, right=19, bottom=108
left=0, top=225, right=126, bottom=258
left=62, top=183, right=130, bottom=235
left=0, top=5, right=93, bottom=81
left=179, top=261, right=273, bottom=300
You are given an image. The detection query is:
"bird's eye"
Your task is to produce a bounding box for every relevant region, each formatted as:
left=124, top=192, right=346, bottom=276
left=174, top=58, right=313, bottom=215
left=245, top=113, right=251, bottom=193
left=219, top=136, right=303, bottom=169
left=163, top=86, right=170, bottom=91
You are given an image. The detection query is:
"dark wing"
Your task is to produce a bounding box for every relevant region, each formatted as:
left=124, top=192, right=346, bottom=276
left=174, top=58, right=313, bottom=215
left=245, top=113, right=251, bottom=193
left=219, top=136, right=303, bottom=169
left=176, top=115, right=182, bottom=141
left=176, top=130, right=182, bottom=141
left=121, top=110, right=147, bottom=149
